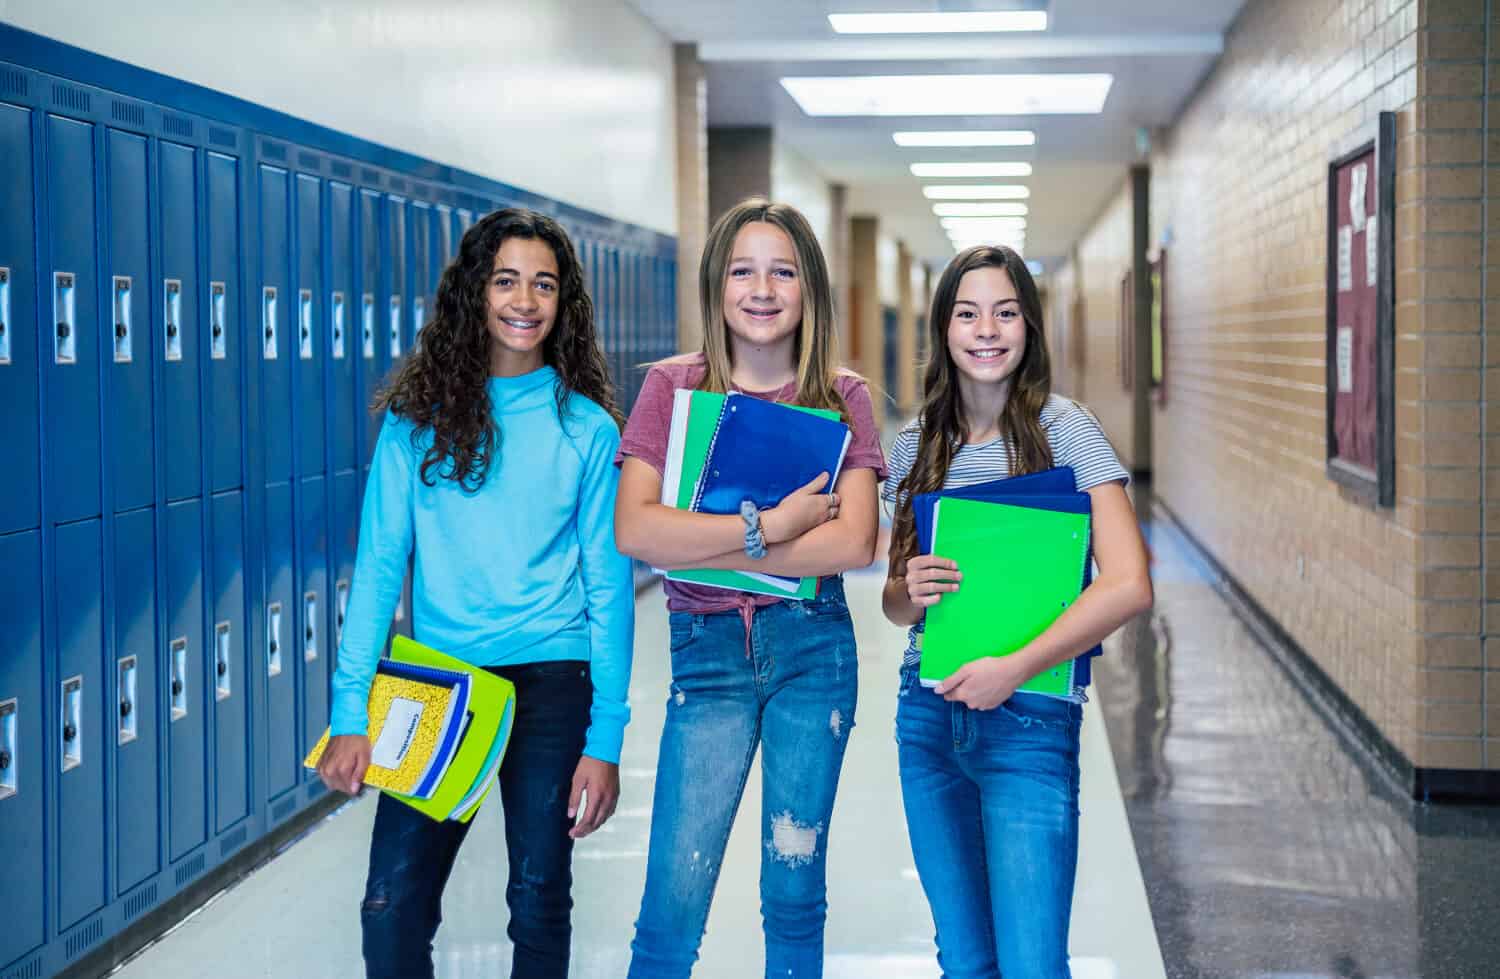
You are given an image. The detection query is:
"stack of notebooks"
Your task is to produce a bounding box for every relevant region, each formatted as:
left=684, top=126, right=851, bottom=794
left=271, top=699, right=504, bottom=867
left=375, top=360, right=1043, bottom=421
left=914, top=466, right=1101, bottom=699
left=304, top=635, right=516, bottom=822
left=658, top=389, right=851, bottom=598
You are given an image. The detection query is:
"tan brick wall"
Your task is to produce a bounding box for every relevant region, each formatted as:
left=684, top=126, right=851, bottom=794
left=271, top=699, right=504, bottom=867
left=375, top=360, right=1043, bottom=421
left=1068, top=181, right=1139, bottom=469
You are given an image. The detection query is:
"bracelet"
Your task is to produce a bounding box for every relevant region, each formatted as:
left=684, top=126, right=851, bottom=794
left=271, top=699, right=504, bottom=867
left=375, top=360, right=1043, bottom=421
left=740, top=500, right=767, bottom=560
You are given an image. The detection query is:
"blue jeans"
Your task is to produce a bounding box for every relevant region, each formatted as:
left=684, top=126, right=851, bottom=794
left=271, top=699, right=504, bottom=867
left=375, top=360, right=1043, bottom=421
left=628, top=579, right=859, bottom=979
left=360, top=660, right=593, bottom=979
left=895, top=666, right=1082, bottom=979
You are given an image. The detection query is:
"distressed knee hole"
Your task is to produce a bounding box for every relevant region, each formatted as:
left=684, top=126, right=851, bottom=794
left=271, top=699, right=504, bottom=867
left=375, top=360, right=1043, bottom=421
left=766, top=811, right=822, bottom=867
left=360, top=889, right=390, bottom=918
left=670, top=683, right=686, bottom=706
left=829, top=709, right=844, bottom=739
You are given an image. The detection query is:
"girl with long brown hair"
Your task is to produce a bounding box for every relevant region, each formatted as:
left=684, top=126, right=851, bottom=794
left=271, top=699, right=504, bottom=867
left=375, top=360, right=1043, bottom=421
left=882, top=245, right=1153, bottom=979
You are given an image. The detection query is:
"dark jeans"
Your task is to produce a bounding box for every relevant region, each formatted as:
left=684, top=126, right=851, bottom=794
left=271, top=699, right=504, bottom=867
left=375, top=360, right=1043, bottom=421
left=360, top=659, right=593, bottom=979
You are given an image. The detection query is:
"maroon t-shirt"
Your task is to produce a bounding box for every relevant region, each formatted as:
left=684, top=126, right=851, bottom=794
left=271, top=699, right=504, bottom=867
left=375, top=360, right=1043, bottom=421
left=616, top=352, right=888, bottom=612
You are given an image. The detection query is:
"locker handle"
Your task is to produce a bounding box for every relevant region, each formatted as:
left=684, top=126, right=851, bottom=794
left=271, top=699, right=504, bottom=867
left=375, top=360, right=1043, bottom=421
left=262, top=287, right=278, bottom=360
left=164, top=279, right=183, bottom=361
left=303, top=591, right=318, bottom=662
left=0, top=750, right=9, bottom=769
left=113, top=275, right=133, bottom=362
left=60, top=676, right=82, bottom=771
left=215, top=621, right=232, bottom=701
left=0, top=697, right=14, bottom=799
left=267, top=602, right=284, bottom=677
left=170, top=638, right=188, bottom=721
left=210, top=282, right=228, bottom=360
left=63, top=722, right=76, bottom=741
left=0, top=265, right=9, bottom=367
left=55, top=271, right=76, bottom=364
left=120, top=700, right=131, bottom=717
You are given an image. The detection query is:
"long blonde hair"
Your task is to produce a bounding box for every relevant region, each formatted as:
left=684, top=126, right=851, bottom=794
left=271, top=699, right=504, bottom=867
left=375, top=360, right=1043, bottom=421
left=695, top=198, right=850, bottom=419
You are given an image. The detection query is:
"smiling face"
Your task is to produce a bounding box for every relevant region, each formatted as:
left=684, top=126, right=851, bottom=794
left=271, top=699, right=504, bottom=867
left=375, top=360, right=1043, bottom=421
left=721, top=221, right=804, bottom=358
left=485, top=236, right=560, bottom=376
left=946, top=264, right=1027, bottom=391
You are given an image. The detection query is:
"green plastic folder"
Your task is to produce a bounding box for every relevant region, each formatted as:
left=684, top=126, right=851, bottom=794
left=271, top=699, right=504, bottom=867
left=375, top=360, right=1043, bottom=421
left=661, top=389, right=837, bottom=600
left=386, top=635, right=516, bottom=823
left=921, top=497, right=1092, bottom=698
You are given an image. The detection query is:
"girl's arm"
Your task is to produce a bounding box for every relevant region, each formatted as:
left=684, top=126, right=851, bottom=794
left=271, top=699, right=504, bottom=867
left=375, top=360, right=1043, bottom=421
left=936, top=481, right=1154, bottom=707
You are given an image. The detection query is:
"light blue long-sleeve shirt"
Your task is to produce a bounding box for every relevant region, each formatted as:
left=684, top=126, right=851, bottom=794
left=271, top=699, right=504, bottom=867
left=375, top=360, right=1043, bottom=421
left=330, top=366, right=635, bottom=764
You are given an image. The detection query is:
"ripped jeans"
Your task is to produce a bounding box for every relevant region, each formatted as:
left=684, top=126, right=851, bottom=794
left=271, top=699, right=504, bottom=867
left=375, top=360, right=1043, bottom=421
left=628, top=578, right=858, bottom=979
left=360, top=660, right=592, bottom=979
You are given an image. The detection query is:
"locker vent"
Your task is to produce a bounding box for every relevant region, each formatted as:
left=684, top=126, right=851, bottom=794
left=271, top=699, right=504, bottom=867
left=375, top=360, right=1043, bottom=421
left=220, top=824, right=249, bottom=857
left=51, top=82, right=90, bottom=113
left=122, top=882, right=159, bottom=922
left=111, top=100, right=146, bottom=127
left=361, top=167, right=381, bottom=184
left=162, top=113, right=193, bottom=138
left=330, top=161, right=352, bottom=179
left=1, top=953, right=41, bottom=979
left=297, top=151, right=320, bottom=171
left=174, top=851, right=206, bottom=887
left=387, top=177, right=406, bottom=192
left=63, top=915, right=103, bottom=960
left=209, top=126, right=236, bottom=148
left=411, top=182, right=430, bottom=198
left=272, top=795, right=296, bottom=822
left=0, top=67, right=26, bottom=97
left=261, top=140, right=287, bottom=161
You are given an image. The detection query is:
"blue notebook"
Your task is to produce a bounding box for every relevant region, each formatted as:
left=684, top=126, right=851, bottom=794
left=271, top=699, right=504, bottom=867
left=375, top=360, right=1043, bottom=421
left=691, top=392, right=852, bottom=515
left=912, top=467, right=1102, bottom=686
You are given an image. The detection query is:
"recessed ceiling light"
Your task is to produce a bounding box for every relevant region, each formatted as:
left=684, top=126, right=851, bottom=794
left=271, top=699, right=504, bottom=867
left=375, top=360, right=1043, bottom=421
left=780, top=74, right=1113, bottom=116
left=894, top=130, right=1037, bottom=147
left=829, top=11, right=1048, bottom=34
left=952, top=241, right=1027, bottom=255
left=911, top=162, right=1033, bottom=178
left=949, top=230, right=1026, bottom=243
left=923, top=185, right=1031, bottom=200
left=933, top=203, right=1030, bottom=217
left=941, top=217, right=1028, bottom=231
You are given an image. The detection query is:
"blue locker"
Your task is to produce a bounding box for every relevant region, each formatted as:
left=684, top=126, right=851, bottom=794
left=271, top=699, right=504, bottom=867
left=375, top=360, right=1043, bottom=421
left=332, top=471, right=358, bottom=677
left=206, top=151, right=242, bottom=493
left=299, top=476, right=329, bottom=775
left=329, top=181, right=356, bottom=474
left=160, top=140, right=202, bottom=502
left=165, top=498, right=206, bottom=861
left=211, top=491, right=249, bottom=832
left=435, top=203, right=453, bottom=271
left=259, top=165, right=292, bottom=485
left=112, top=507, right=160, bottom=893
left=54, top=518, right=106, bottom=928
left=0, top=104, right=40, bottom=535
left=358, top=189, right=385, bottom=466
left=263, top=483, right=297, bottom=800
left=44, top=113, right=102, bottom=524
left=294, top=173, right=325, bottom=478
left=409, top=200, right=430, bottom=347
left=104, top=128, right=153, bottom=512
left=386, top=195, right=406, bottom=363
left=0, top=529, right=45, bottom=967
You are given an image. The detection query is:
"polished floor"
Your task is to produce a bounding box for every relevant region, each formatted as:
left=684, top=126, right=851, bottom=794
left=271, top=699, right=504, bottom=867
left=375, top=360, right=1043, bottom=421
left=107, top=495, right=1500, bottom=979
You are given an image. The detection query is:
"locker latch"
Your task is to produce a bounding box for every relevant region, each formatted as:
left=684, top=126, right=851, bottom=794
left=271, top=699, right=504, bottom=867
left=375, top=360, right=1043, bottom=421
left=335, top=578, right=350, bottom=660
left=164, top=278, right=183, bottom=361
left=388, top=295, right=402, bottom=357
left=303, top=591, right=318, bottom=662
left=118, top=655, right=138, bottom=745
left=0, top=266, right=10, bottom=365
left=298, top=288, right=314, bottom=360
left=361, top=293, right=375, bottom=360
left=54, top=272, right=76, bottom=365
left=262, top=286, right=278, bottom=360
left=413, top=297, right=426, bottom=346
left=267, top=602, right=284, bottom=677
left=331, top=291, right=346, bottom=360
left=215, top=621, right=232, bottom=701
left=113, top=276, right=133, bottom=363
left=61, top=676, right=82, bottom=772
left=210, top=281, right=228, bottom=360
left=0, top=698, right=16, bottom=800
left=169, top=638, right=188, bottom=721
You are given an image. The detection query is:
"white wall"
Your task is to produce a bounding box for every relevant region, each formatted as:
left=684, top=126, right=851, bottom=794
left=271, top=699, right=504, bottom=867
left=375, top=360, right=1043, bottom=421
left=770, top=139, right=832, bottom=260
left=2, top=0, right=678, bottom=234
left=877, top=234, right=901, bottom=309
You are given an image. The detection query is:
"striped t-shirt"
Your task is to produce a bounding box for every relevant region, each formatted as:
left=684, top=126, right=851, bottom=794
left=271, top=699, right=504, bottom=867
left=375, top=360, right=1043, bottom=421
left=881, top=393, right=1130, bottom=677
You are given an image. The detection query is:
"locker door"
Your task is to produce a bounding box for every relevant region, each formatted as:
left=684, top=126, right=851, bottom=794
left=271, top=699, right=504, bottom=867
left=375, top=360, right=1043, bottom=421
left=54, top=518, right=106, bottom=928
left=206, top=151, right=242, bottom=493
left=358, top=189, right=385, bottom=469
left=0, top=530, right=45, bottom=967
left=331, top=472, right=358, bottom=681
left=164, top=499, right=206, bottom=860
left=385, top=195, right=406, bottom=364
left=160, top=141, right=201, bottom=502
left=0, top=104, right=39, bottom=535
left=259, top=165, right=292, bottom=485
left=211, top=491, right=248, bottom=832
left=409, top=200, right=430, bottom=348
left=294, top=173, right=325, bottom=478
left=299, top=477, right=329, bottom=773
left=263, top=483, right=296, bottom=800
left=113, top=507, right=160, bottom=892
left=44, top=113, right=102, bottom=524
left=104, top=128, right=153, bottom=512
left=328, top=182, right=356, bottom=475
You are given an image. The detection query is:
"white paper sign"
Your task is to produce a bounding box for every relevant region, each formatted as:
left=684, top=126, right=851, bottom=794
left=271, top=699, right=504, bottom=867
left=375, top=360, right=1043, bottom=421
left=1365, top=215, right=1378, bottom=287
left=371, top=696, right=424, bottom=769
left=1336, top=327, right=1354, bottom=394
left=1350, top=163, right=1368, bottom=227
left=1337, top=225, right=1353, bottom=293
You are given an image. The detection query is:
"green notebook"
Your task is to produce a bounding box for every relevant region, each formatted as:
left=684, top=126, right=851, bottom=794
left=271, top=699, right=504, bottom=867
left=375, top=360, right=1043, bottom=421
left=921, top=497, right=1091, bottom=698
left=659, top=389, right=837, bottom=600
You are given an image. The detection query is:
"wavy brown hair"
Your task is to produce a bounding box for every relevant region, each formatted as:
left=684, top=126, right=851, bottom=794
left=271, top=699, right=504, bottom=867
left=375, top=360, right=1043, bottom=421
left=889, top=245, right=1053, bottom=575
left=695, top=197, right=852, bottom=420
left=375, top=207, right=622, bottom=490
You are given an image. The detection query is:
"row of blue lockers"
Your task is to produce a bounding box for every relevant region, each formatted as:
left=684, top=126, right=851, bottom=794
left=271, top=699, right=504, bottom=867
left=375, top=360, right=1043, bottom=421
left=0, top=30, right=678, bottom=979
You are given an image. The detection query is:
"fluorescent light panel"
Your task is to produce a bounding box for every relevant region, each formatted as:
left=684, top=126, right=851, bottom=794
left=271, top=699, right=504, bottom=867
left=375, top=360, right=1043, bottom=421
left=894, top=130, right=1036, bottom=147
left=779, top=74, right=1113, bottom=116
left=941, top=217, right=1028, bottom=231
left=933, top=202, right=1029, bottom=217
left=911, top=162, right=1032, bottom=178
left=923, top=185, right=1031, bottom=200
left=828, top=12, right=1048, bottom=34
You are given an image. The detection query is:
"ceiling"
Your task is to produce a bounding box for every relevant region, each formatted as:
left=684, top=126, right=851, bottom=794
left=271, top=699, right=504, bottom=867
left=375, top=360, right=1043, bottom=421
left=628, top=0, right=1249, bottom=275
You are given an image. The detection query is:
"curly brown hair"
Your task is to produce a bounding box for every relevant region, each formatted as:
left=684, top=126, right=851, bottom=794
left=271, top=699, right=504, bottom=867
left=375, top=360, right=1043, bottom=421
left=375, top=207, right=623, bottom=490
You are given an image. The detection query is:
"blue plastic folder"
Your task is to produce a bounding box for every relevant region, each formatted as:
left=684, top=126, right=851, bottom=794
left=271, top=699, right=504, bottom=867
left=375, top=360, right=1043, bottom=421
left=692, top=393, right=852, bottom=515
left=912, top=467, right=1102, bottom=686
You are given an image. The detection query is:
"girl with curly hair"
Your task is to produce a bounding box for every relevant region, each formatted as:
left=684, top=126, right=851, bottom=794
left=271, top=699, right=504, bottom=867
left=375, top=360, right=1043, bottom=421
left=317, top=207, right=635, bottom=979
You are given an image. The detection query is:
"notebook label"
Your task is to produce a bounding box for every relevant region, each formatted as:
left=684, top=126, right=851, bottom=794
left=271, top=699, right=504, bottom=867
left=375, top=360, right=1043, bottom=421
left=371, top=697, right=424, bottom=769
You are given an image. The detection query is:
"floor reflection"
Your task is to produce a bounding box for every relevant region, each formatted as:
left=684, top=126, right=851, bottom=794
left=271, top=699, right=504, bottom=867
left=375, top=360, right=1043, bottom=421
left=1095, top=486, right=1500, bottom=979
